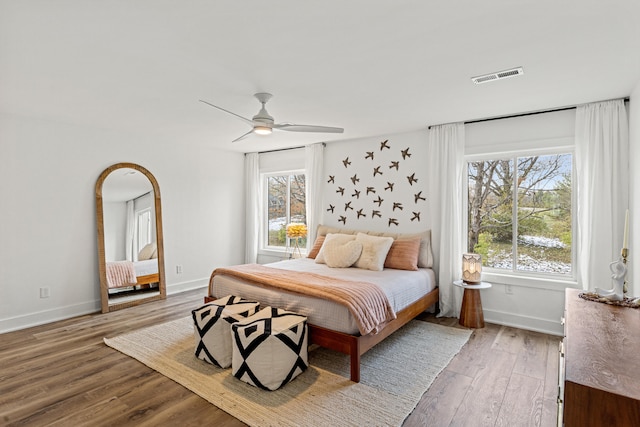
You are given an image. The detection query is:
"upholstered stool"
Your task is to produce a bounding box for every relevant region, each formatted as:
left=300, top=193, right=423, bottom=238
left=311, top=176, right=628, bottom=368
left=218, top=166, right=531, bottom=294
left=231, top=307, right=308, bottom=391
left=191, top=295, right=260, bottom=368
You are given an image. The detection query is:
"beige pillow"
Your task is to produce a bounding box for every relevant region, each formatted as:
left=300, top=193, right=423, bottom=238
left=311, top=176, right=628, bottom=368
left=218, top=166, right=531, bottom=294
left=384, top=237, right=420, bottom=271
left=324, top=240, right=363, bottom=268
left=353, top=233, right=394, bottom=271
left=315, top=225, right=433, bottom=268
left=315, top=234, right=357, bottom=264
left=307, top=235, right=325, bottom=259
left=138, top=242, right=157, bottom=261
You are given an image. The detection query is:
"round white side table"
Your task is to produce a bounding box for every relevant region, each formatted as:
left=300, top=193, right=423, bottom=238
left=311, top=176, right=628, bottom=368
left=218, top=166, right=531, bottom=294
left=453, top=280, right=492, bottom=328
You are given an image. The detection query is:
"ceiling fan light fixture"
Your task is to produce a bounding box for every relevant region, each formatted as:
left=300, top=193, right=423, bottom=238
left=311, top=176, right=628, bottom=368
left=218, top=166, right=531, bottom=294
left=254, top=125, right=272, bottom=135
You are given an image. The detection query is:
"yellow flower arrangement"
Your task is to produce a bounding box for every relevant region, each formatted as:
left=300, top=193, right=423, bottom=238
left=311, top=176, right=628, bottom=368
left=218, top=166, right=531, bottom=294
left=286, top=223, right=308, bottom=239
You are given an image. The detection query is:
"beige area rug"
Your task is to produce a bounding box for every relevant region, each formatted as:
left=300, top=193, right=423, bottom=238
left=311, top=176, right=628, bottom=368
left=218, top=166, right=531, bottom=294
left=104, top=317, right=471, bottom=427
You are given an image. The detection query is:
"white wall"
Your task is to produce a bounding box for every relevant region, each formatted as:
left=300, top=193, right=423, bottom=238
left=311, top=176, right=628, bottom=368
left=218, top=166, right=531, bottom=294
left=630, top=81, right=640, bottom=298
left=103, top=201, right=127, bottom=261
left=0, top=113, right=245, bottom=332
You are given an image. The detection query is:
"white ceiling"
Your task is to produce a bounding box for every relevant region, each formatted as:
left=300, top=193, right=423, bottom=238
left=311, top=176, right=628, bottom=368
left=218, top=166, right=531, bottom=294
left=1, top=1, right=639, bottom=153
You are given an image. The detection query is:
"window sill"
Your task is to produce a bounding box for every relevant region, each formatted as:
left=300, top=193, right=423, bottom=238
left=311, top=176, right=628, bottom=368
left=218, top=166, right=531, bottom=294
left=481, top=271, right=578, bottom=291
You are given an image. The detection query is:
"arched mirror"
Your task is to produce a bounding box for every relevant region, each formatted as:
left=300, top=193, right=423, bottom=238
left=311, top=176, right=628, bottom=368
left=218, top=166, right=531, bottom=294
left=96, top=163, right=166, bottom=313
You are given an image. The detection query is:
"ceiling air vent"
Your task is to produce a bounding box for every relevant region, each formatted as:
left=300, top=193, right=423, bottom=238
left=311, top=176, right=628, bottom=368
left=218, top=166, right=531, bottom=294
left=471, top=67, right=524, bottom=84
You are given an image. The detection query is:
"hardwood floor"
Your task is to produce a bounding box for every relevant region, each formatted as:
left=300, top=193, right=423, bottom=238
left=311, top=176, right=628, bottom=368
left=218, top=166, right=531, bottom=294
left=0, top=289, right=560, bottom=426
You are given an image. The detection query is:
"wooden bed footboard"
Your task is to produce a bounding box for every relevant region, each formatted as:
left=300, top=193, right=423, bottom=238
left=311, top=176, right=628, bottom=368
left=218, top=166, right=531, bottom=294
left=204, top=287, right=439, bottom=383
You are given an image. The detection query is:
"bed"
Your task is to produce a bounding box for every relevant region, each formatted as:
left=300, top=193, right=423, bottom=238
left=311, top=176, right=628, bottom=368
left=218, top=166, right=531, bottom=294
left=206, top=227, right=439, bottom=382
left=106, top=259, right=159, bottom=289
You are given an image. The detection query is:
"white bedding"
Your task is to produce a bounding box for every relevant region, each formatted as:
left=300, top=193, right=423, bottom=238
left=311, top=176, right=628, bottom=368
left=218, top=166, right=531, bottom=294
left=134, top=259, right=158, bottom=277
left=210, top=258, right=437, bottom=335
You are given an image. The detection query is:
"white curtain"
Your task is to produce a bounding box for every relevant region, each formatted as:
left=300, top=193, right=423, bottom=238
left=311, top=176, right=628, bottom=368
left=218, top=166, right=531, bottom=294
left=576, top=99, right=629, bottom=290
left=427, top=123, right=465, bottom=317
left=305, top=143, right=324, bottom=247
left=244, top=152, right=261, bottom=264
left=125, top=200, right=135, bottom=261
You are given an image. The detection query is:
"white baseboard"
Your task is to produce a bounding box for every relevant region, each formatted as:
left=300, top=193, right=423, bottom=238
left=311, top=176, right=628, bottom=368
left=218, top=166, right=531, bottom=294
left=483, top=308, right=563, bottom=336
left=0, top=278, right=209, bottom=334
left=0, top=300, right=101, bottom=334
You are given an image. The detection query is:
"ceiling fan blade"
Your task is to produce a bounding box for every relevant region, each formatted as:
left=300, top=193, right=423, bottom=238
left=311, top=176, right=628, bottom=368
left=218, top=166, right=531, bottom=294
left=273, top=123, right=344, bottom=133
left=199, top=100, right=254, bottom=126
left=232, top=129, right=254, bottom=143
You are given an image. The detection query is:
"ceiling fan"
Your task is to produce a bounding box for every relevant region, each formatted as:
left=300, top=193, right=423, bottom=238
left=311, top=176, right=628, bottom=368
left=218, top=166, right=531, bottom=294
left=200, top=93, right=344, bottom=142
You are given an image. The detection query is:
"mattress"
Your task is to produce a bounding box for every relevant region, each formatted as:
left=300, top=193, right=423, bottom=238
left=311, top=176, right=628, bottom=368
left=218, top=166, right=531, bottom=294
left=134, top=259, right=159, bottom=276
left=210, top=258, right=437, bottom=334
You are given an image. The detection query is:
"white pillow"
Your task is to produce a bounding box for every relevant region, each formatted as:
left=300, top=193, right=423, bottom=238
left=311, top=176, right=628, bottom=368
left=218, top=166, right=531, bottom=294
left=324, top=240, right=363, bottom=268
left=353, top=233, right=394, bottom=271
left=315, top=233, right=357, bottom=264
left=138, top=242, right=157, bottom=261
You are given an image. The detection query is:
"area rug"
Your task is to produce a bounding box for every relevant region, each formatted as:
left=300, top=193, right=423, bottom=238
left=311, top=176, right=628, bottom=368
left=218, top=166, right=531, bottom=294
left=104, top=317, right=471, bottom=427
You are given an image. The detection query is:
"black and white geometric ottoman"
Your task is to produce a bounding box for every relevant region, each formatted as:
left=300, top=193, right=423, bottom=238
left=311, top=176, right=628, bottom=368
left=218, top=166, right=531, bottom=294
left=191, top=295, right=260, bottom=368
left=231, top=307, right=308, bottom=391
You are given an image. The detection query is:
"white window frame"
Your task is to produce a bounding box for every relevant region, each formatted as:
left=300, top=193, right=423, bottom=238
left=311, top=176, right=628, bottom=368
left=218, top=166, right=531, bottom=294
left=464, top=146, right=577, bottom=285
left=261, top=169, right=306, bottom=254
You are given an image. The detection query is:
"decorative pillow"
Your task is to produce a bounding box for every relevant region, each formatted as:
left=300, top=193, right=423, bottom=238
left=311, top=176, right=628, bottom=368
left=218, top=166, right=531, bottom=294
left=315, top=234, right=357, bottom=264
left=138, top=242, right=157, bottom=261
left=315, top=225, right=433, bottom=268
left=384, top=237, right=421, bottom=271
left=353, top=233, right=394, bottom=271
left=324, top=240, right=363, bottom=268
left=307, top=235, right=325, bottom=259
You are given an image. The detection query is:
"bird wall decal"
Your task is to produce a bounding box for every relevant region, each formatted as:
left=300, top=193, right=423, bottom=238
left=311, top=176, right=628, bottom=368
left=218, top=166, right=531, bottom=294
left=407, top=173, right=418, bottom=185
left=373, top=166, right=383, bottom=177
left=343, top=157, right=351, bottom=168
left=365, top=151, right=374, bottom=160
left=380, top=140, right=390, bottom=151
left=389, top=161, right=399, bottom=170
left=401, top=148, right=411, bottom=159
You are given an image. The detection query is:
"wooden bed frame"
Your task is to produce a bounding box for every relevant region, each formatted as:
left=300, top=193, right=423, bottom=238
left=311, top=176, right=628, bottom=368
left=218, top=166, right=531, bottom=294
left=204, top=287, right=439, bottom=383
left=136, top=273, right=160, bottom=286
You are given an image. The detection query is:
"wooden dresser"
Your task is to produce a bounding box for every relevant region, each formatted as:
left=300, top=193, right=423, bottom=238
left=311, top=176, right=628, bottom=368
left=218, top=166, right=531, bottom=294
left=559, top=288, right=640, bottom=426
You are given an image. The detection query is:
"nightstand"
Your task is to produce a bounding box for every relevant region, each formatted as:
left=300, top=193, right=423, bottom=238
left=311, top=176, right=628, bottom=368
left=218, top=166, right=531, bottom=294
left=453, top=280, right=492, bottom=328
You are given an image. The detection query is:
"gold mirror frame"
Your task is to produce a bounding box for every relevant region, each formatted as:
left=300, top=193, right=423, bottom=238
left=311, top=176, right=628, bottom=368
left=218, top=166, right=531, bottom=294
left=96, top=162, right=166, bottom=313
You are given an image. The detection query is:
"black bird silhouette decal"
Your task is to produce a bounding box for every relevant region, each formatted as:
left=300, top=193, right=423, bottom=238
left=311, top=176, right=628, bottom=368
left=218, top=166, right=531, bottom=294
left=365, top=151, right=374, bottom=160
left=344, top=201, right=354, bottom=211
left=366, top=186, right=376, bottom=195
left=373, top=166, right=383, bottom=177
left=372, top=210, right=382, bottom=218
left=352, top=189, right=361, bottom=199
left=385, top=182, right=394, bottom=192
left=388, top=218, right=399, bottom=227
left=327, top=175, right=335, bottom=184
left=407, top=173, right=418, bottom=185
left=327, top=204, right=335, bottom=213
left=380, top=139, right=390, bottom=151
left=411, top=212, right=421, bottom=222
left=357, top=209, right=366, bottom=219
left=350, top=174, right=360, bottom=185
left=401, top=148, right=411, bottom=160
left=393, top=202, right=403, bottom=211
left=389, top=161, right=400, bottom=170
left=343, top=157, right=351, bottom=168
left=374, top=195, right=384, bottom=206
left=336, top=187, right=345, bottom=195
left=338, top=216, right=347, bottom=224
left=414, top=191, right=426, bottom=203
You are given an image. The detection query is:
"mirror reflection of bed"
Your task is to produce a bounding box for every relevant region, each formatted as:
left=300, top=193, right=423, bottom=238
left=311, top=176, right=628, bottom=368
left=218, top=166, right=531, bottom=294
left=96, top=163, right=166, bottom=312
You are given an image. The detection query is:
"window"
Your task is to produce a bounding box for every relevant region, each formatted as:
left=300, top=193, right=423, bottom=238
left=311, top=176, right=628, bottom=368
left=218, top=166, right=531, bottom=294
left=467, top=152, right=573, bottom=276
left=264, top=171, right=306, bottom=250
left=136, top=208, right=152, bottom=257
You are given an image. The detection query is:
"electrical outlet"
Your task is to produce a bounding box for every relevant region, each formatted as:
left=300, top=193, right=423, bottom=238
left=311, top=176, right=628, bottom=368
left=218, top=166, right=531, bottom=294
left=39, top=287, right=50, bottom=298
left=176, top=265, right=183, bottom=274
left=505, top=285, right=514, bottom=295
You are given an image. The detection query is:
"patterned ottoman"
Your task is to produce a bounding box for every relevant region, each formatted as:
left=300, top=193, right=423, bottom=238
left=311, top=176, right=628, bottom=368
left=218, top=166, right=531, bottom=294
left=191, top=295, right=260, bottom=368
left=231, top=307, right=308, bottom=390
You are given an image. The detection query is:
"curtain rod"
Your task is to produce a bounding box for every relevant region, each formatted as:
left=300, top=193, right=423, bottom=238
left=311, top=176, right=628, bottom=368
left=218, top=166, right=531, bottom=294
left=245, top=142, right=326, bottom=155
left=428, top=97, right=630, bottom=129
